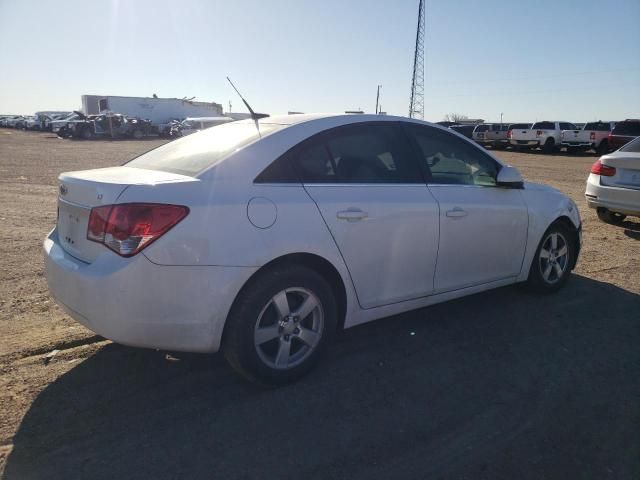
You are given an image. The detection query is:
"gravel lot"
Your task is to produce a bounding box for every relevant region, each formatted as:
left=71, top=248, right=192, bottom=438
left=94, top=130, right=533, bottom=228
left=1, top=129, right=639, bottom=479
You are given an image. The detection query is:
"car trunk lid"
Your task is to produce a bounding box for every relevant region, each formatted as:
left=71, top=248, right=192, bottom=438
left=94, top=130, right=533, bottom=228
left=600, top=154, right=640, bottom=190
left=57, top=166, right=195, bottom=263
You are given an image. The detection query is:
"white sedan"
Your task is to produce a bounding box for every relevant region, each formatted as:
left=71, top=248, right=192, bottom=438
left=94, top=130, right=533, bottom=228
left=585, top=136, right=640, bottom=224
left=44, top=114, right=582, bottom=384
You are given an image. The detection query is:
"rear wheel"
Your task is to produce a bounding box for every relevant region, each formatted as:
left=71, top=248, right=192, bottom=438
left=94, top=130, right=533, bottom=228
left=223, top=265, right=337, bottom=386
left=542, top=138, right=556, bottom=154
left=597, top=207, right=626, bottom=225
left=527, top=223, right=575, bottom=292
left=596, top=141, right=609, bottom=155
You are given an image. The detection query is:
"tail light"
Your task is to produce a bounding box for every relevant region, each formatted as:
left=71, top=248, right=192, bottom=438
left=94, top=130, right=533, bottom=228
left=87, top=203, right=189, bottom=257
left=590, top=132, right=596, bottom=141
left=590, top=160, right=616, bottom=177
left=507, top=129, right=512, bottom=139
left=536, top=130, right=543, bottom=137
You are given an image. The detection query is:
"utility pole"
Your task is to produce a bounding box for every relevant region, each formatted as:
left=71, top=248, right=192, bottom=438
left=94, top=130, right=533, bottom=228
left=409, top=0, right=425, bottom=119
left=500, top=112, right=503, bottom=125
left=375, top=85, right=382, bottom=114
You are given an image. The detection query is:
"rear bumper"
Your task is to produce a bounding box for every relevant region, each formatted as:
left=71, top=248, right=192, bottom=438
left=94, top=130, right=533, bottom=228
left=44, top=228, right=257, bottom=353
left=585, top=174, right=640, bottom=216
left=510, top=139, right=539, bottom=146
left=561, top=141, right=592, bottom=148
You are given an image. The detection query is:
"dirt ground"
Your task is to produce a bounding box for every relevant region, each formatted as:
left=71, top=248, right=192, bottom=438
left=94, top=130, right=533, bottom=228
left=0, top=129, right=638, bottom=479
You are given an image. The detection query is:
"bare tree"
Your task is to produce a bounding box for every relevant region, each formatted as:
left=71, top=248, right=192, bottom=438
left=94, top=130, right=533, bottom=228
left=443, top=113, right=469, bottom=123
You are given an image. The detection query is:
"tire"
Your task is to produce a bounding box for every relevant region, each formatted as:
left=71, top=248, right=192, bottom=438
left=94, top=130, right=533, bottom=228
left=223, top=264, right=338, bottom=386
left=596, top=141, right=609, bottom=155
left=131, top=129, right=143, bottom=140
left=597, top=207, right=626, bottom=225
left=526, top=222, right=576, bottom=292
left=542, top=138, right=556, bottom=154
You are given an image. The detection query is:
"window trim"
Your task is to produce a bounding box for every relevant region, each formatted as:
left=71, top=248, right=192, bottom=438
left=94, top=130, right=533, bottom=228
left=402, top=123, right=503, bottom=188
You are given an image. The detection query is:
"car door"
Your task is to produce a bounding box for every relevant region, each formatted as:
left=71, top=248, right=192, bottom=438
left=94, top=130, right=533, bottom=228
left=406, top=124, right=529, bottom=293
left=294, top=122, right=440, bottom=309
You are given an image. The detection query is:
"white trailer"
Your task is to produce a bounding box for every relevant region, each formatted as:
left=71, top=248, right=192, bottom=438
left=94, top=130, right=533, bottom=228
left=81, top=95, right=224, bottom=133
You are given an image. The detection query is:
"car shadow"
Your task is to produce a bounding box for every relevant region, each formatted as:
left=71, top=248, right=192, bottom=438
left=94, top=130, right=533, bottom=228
left=4, top=275, right=640, bottom=480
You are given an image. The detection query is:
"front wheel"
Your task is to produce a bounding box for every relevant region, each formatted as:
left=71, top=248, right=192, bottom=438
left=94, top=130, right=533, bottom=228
left=223, top=265, right=337, bottom=386
left=527, top=223, right=575, bottom=292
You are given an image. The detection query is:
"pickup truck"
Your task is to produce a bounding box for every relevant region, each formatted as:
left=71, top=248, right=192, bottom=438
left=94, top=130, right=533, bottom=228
left=509, top=121, right=578, bottom=153
left=561, top=121, right=615, bottom=154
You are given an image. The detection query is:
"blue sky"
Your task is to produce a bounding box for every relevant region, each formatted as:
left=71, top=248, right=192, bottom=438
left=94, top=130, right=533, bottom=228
left=1, top=0, right=638, bottom=122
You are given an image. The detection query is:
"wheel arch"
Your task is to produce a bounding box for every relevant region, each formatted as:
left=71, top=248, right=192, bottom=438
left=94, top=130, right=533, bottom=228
left=222, top=252, right=349, bottom=343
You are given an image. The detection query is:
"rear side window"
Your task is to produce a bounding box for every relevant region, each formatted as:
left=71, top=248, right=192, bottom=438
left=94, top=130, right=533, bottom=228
left=474, top=124, right=490, bottom=132
left=509, top=123, right=531, bottom=130
left=295, top=124, right=423, bottom=184
left=584, top=122, right=611, bottom=131
left=612, top=121, right=640, bottom=135
left=409, top=125, right=499, bottom=187
left=126, top=122, right=282, bottom=176
left=533, top=122, right=555, bottom=130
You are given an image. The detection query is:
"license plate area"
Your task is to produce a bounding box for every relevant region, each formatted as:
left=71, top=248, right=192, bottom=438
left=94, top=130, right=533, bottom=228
left=57, top=199, right=93, bottom=261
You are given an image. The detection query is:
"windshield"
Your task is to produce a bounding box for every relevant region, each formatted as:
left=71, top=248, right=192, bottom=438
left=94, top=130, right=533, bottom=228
left=126, top=122, right=283, bottom=176
left=619, top=136, right=640, bottom=153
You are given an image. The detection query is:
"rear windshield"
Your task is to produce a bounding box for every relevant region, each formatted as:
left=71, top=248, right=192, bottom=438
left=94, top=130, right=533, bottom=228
left=126, top=122, right=283, bottom=176
left=584, top=122, right=612, bottom=131
left=619, top=136, right=640, bottom=153
left=508, top=123, right=531, bottom=130
left=532, top=122, right=555, bottom=130
left=612, top=121, right=640, bottom=136
left=474, top=124, right=490, bottom=132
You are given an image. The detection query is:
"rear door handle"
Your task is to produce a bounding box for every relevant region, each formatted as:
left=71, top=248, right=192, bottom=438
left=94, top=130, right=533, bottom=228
left=446, top=207, right=468, bottom=218
left=337, top=209, right=368, bottom=222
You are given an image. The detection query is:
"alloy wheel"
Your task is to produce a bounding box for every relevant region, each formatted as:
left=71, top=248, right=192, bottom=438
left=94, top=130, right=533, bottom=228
left=538, top=232, right=569, bottom=284
left=254, top=287, right=324, bottom=370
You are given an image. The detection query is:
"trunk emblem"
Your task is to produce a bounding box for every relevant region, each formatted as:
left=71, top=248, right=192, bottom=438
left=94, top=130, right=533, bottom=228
left=59, top=184, right=68, bottom=196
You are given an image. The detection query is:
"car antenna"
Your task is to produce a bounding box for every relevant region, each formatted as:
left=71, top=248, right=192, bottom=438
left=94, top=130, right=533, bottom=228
left=226, top=76, right=263, bottom=135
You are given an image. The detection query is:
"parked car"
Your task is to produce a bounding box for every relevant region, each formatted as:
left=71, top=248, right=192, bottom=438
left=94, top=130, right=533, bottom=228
left=482, top=123, right=516, bottom=149
left=510, top=121, right=578, bottom=153
left=449, top=124, right=475, bottom=139
left=561, top=121, right=616, bottom=154
left=59, top=113, right=153, bottom=139
left=44, top=114, right=582, bottom=385
left=50, top=113, right=83, bottom=134
left=585, top=136, right=640, bottom=224
left=170, top=116, right=234, bottom=137
left=4, top=116, right=25, bottom=128
left=608, top=119, right=640, bottom=151
left=24, top=116, right=41, bottom=130
left=472, top=124, right=492, bottom=145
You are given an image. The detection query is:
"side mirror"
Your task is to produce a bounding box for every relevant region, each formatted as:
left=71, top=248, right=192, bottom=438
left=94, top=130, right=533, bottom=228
left=496, top=165, right=524, bottom=189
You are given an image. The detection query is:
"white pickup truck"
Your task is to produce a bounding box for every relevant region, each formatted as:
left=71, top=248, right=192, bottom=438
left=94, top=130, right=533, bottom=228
left=509, top=121, right=578, bottom=153
left=561, top=121, right=616, bottom=155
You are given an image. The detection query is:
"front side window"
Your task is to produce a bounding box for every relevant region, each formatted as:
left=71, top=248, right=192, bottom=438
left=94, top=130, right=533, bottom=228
left=409, top=125, right=499, bottom=187
left=296, top=124, right=422, bottom=184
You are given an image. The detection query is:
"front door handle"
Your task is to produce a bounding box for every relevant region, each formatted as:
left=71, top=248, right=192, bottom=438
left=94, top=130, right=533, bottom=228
left=446, top=207, right=468, bottom=218
left=337, top=209, right=368, bottom=222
